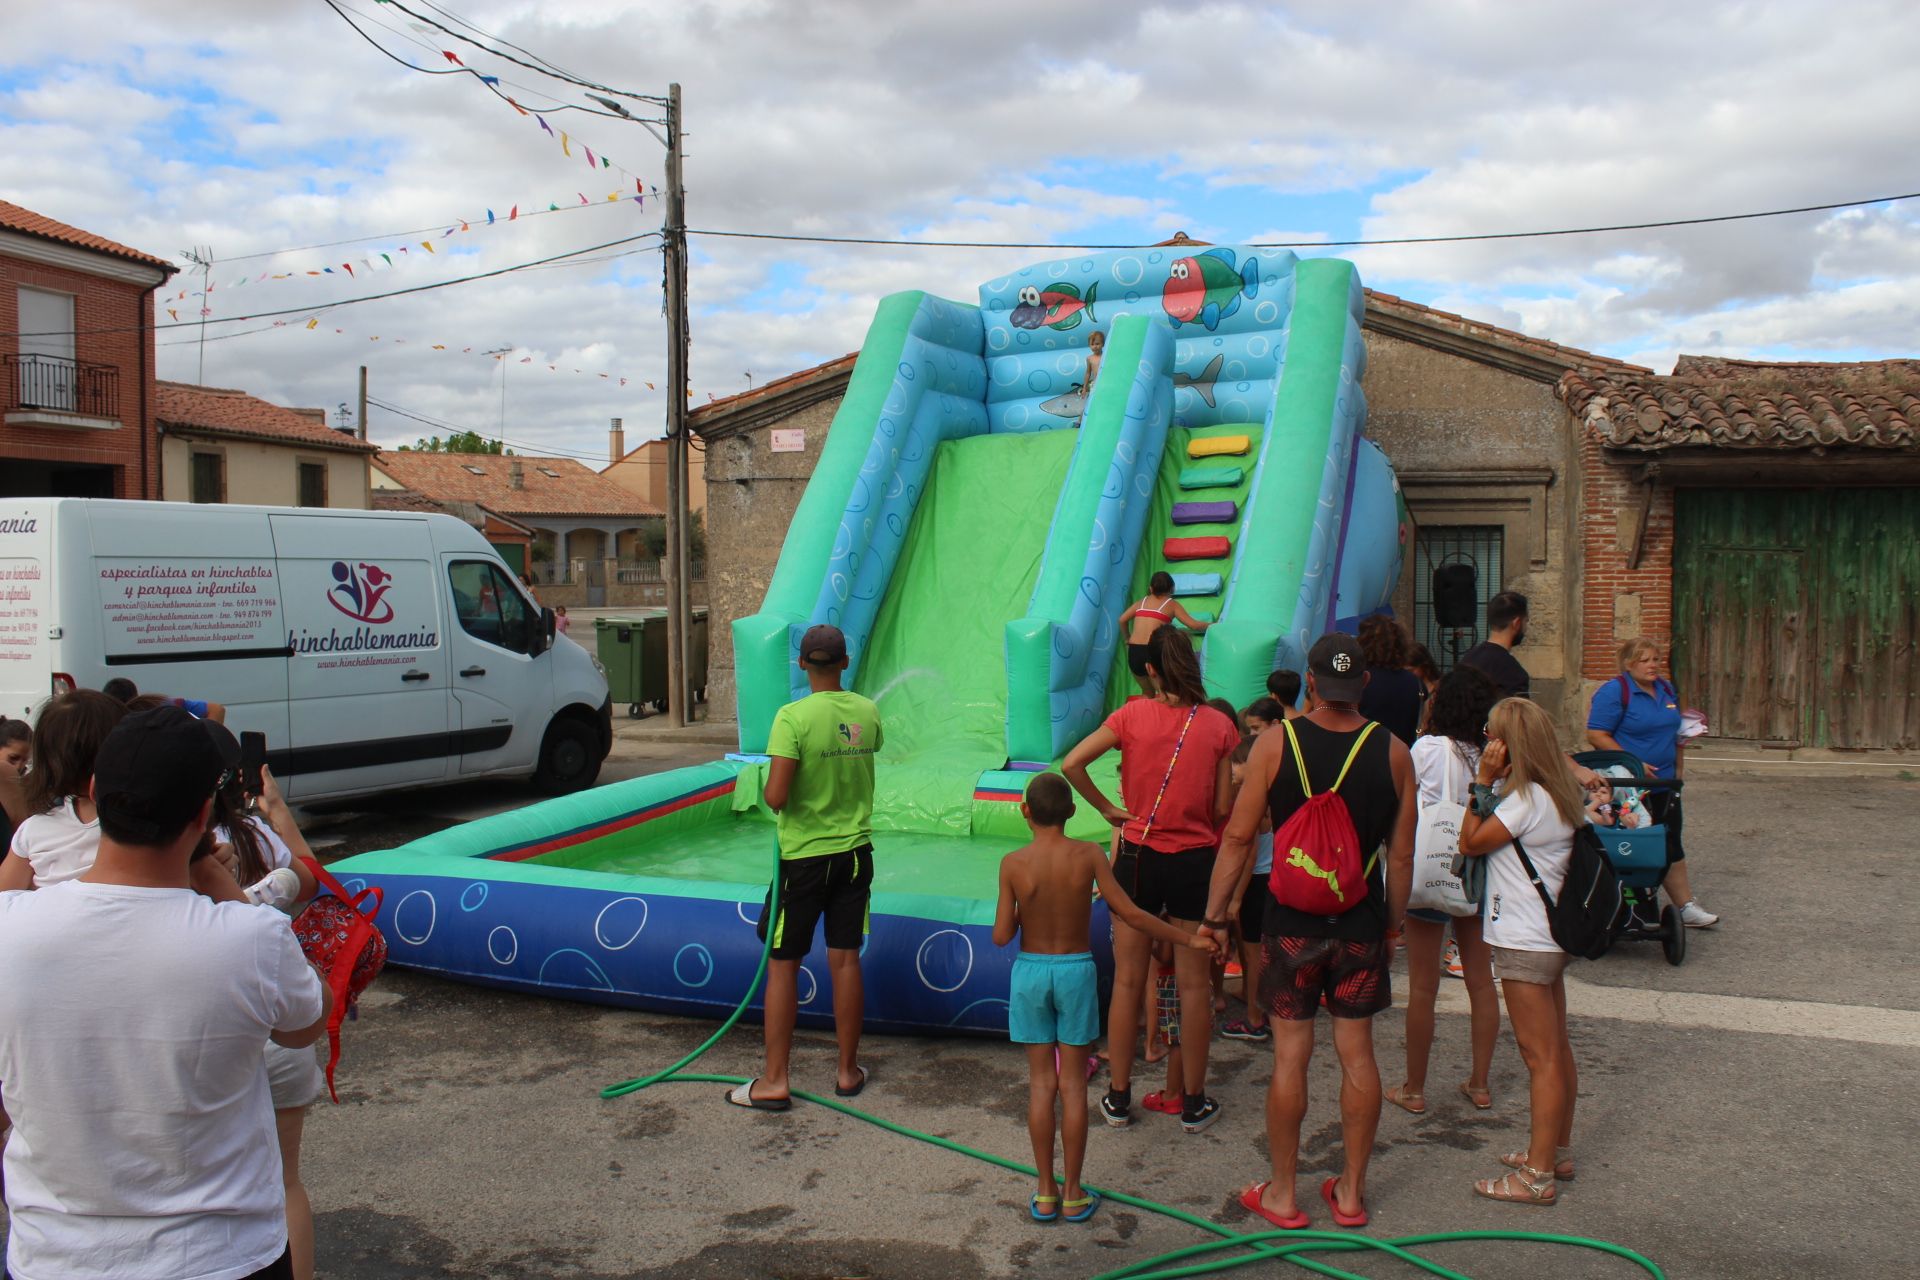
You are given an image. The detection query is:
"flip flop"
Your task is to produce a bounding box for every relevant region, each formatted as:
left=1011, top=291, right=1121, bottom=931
left=1063, top=1190, right=1102, bottom=1223
left=834, top=1065, right=869, bottom=1098
left=1385, top=1084, right=1427, bottom=1115
left=1238, top=1182, right=1310, bottom=1230
left=1030, top=1193, right=1060, bottom=1223
left=1321, top=1176, right=1369, bottom=1228
left=724, top=1079, right=790, bottom=1112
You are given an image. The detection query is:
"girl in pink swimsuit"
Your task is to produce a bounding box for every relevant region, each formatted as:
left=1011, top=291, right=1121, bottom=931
left=1117, top=572, right=1210, bottom=696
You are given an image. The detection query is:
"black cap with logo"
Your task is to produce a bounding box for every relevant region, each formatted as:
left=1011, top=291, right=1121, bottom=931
left=92, top=705, right=226, bottom=845
left=1307, top=631, right=1368, bottom=701
left=798, top=624, right=848, bottom=666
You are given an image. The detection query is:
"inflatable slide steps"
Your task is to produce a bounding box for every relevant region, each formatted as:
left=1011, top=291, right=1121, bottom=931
left=1149, top=424, right=1262, bottom=639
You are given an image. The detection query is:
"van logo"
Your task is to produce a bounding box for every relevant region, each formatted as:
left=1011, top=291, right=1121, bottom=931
left=328, top=561, right=396, bottom=625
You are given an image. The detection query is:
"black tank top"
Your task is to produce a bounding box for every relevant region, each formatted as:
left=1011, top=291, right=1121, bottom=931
left=1262, top=717, right=1400, bottom=942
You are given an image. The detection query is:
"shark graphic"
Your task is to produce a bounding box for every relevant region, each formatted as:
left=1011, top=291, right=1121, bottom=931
left=1038, top=388, right=1088, bottom=422
left=1172, top=354, right=1224, bottom=408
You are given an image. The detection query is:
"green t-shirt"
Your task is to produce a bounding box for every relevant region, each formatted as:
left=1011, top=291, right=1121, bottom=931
left=766, top=689, right=883, bottom=861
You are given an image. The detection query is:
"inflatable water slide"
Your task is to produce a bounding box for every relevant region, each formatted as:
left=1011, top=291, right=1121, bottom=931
left=330, top=247, right=1406, bottom=1034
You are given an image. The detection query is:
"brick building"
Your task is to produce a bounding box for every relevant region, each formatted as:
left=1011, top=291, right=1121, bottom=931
left=0, top=200, right=174, bottom=498
left=1562, top=356, right=1920, bottom=754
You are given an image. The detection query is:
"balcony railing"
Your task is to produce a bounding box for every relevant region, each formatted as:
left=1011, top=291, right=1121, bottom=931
left=4, top=354, right=120, bottom=420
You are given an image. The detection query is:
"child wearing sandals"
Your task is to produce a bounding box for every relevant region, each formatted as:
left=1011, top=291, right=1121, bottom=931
left=994, top=773, right=1207, bottom=1225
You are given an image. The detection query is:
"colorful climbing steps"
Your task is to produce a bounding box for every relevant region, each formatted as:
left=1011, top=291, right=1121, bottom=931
left=1164, top=536, right=1230, bottom=561
left=1170, top=572, right=1223, bottom=596
left=1179, top=464, right=1243, bottom=490
left=1171, top=500, right=1237, bottom=525
left=1187, top=434, right=1250, bottom=459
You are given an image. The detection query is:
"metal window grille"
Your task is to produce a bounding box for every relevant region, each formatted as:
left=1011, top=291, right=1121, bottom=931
left=1411, top=525, right=1504, bottom=674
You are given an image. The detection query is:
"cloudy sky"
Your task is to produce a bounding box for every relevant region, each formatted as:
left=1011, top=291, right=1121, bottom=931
left=5, top=1, right=1916, bottom=462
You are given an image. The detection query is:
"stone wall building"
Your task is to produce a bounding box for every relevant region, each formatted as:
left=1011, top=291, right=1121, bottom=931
left=692, top=354, right=853, bottom=716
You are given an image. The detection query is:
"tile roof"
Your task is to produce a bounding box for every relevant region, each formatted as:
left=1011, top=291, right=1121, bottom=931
left=373, top=450, right=663, bottom=519
left=689, top=352, right=856, bottom=438
left=1560, top=357, right=1920, bottom=452
left=1362, top=289, right=1651, bottom=379
left=373, top=488, right=535, bottom=534
left=157, top=381, right=380, bottom=454
left=0, top=199, right=176, bottom=272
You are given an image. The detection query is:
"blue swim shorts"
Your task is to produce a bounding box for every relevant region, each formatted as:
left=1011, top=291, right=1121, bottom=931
left=1008, top=951, right=1100, bottom=1046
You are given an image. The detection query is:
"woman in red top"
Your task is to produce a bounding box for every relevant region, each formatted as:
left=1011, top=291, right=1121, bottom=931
left=1062, top=626, right=1239, bottom=1133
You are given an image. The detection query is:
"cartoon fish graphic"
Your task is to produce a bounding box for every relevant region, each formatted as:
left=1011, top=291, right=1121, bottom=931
left=1038, top=388, right=1089, bottom=423
left=1161, top=249, right=1259, bottom=331
left=1010, top=281, right=1100, bottom=331
left=1172, top=354, right=1225, bottom=408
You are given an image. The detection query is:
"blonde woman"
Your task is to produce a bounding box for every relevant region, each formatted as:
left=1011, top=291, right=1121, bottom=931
left=1456, top=698, right=1586, bottom=1206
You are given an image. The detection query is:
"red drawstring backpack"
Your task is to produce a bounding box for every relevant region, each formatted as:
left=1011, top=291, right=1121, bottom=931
left=292, top=858, right=388, bottom=1103
left=1267, top=721, right=1381, bottom=916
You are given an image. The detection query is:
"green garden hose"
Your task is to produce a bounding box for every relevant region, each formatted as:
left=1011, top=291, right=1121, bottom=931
left=602, top=836, right=1665, bottom=1279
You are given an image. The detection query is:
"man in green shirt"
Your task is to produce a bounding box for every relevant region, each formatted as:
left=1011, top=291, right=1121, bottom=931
left=727, top=624, right=883, bottom=1111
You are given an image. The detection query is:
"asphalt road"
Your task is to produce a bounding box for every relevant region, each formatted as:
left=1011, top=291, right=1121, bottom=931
left=28, top=742, right=1918, bottom=1280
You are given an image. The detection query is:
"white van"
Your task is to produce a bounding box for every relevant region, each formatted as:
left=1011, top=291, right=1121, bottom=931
left=0, top=499, right=611, bottom=801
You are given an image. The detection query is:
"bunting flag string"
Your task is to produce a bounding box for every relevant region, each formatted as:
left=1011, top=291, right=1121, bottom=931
left=167, top=187, right=662, bottom=303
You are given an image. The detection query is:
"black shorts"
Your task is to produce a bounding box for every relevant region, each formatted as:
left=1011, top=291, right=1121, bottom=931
left=1238, top=879, right=1270, bottom=942
left=1113, top=841, right=1216, bottom=922
left=758, top=844, right=874, bottom=960
left=1127, top=643, right=1151, bottom=678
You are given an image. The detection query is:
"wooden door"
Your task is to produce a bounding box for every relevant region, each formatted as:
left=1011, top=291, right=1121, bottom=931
left=1675, top=488, right=1920, bottom=750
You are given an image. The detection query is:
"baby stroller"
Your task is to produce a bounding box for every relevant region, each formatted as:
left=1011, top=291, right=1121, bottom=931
left=1571, top=749, right=1687, bottom=967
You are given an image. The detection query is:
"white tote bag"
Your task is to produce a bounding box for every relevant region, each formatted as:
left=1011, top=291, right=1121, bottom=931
left=1409, top=744, right=1476, bottom=917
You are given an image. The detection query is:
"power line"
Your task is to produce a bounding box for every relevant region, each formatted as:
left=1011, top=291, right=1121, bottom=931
left=3, top=231, right=663, bottom=340
left=211, top=197, right=644, bottom=264
left=373, top=0, right=669, bottom=108
left=686, top=188, right=1920, bottom=252
left=367, top=395, right=633, bottom=462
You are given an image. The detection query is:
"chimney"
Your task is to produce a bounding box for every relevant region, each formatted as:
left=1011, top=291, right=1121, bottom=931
left=609, top=417, right=625, bottom=467
left=509, top=459, right=525, bottom=490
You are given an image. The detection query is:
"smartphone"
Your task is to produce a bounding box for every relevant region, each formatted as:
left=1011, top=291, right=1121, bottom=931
left=240, top=731, right=267, bottom=799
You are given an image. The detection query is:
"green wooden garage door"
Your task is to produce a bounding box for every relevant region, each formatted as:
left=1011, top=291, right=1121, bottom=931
left=1674, top=488, right=1920, bottom=750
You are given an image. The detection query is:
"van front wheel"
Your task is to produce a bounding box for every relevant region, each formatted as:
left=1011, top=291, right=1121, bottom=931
left=534, top=716, right=602, bottom=793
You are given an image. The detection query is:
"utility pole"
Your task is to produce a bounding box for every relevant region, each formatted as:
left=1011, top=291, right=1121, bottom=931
left=663, top=82, right=692, bottom=728
left=358, top=365, right=368, bottom=440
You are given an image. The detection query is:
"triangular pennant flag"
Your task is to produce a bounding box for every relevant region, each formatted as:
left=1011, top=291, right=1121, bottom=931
left=486, top=208, right=496, bottom=225
left=646, top=381, right=655, bottom=390
left=479, top=75, right=499, bottom=85
left=167, top=308, right=179, bottom=321
left=560, top=131, right=571, bottom=156
left=460, top=220, right=470, bottom=232
left=398, top=246, right=409, bottom=255
left=636, top=179, right=644, bottom=194
left=342, top=263, right=354, bottom=277
left=507, top=97, right=528, bottom=116
left=322, top=267, right=334, bottom=274
left=585, top=146, right=595, bottom=167
left=538, top=118, right=554, bottom=136
left=307, top=270, right=321, bottom=276
left=421, top=241, right=435, bottom=253
left=549, top=203, right=559, bottom=211
left=600, top=373, right=610, bottom=378
left=509, top=205, right=518, bottom=220
left=618, top=377, right=626, bottom=386
left=443, top=227, right=455, bottom=238
left=381, top=253, right=392, bottom=265
left=607, top=193, right=618, bottom=201
left=602, top=156, right=612, bottom=169
left=441, top=50, right=461, bottom=65
left=306, top=318, right=318, bottom=329
left=520, top=357, right=532, bottom=363
left=578, top=192, right=588, bottom=205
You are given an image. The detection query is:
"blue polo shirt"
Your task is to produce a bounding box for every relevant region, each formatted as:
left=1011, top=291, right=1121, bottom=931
left=1586, top=675, right=1681, bottom=776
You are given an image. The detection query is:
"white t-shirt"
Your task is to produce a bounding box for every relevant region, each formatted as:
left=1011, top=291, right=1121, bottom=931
left=215, top=817, right=295, bottom=873
left=0, top=880, right=325, bottom=1280
left=1411, top=735, right=1479, bottom=809
left=1482, top=782, right=1577, bottom=953
left=7, top=799, right=100, bottom=887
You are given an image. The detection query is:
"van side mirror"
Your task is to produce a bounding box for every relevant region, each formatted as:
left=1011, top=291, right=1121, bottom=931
left=534, top=606, right=555, bottom=655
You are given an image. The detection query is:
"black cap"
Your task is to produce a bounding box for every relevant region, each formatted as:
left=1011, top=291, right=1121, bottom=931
left=92, top=705, right=226, bottom=845
left=798, top=623, right=848, bottom=666
left=1307, top=632, right=1368, bottom=700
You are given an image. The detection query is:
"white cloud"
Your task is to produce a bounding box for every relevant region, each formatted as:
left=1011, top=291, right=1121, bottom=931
left=3, top=0, right=1917, bottom=466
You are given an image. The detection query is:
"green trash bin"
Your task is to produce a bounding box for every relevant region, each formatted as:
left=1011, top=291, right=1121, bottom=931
left=632, top=608, right=711, bottom=715
left=594, top=616, right=650, bottom=718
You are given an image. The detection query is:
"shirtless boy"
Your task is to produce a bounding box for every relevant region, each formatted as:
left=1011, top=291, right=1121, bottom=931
left=993, top=773, right=1209, bottom=1224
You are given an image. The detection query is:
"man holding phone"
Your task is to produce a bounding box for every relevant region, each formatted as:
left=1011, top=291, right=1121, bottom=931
left=0, top=706, right=329, bottom=1280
